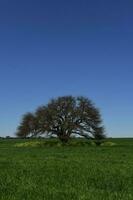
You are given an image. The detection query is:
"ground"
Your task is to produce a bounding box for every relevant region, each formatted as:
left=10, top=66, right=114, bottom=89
left=0, top=138, right=133, bottom=200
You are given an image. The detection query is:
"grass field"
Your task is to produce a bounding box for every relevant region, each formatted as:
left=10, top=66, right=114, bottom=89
left=0, top=138, right=133, bottom=200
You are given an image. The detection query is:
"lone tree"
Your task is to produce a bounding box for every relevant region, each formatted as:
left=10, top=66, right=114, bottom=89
left=16, top=96, right=105, bottom=142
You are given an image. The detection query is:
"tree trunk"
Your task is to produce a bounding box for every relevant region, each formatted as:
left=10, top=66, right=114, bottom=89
left=58, top=134, right=70, bottom=143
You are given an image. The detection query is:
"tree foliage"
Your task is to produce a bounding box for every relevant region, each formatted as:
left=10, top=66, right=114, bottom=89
left=16, top=113, right=39, bottom=138
left=16, top=96, right=105, bottom=142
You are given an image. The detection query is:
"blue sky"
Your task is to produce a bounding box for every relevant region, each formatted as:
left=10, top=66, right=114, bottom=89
left=0, top=0, right=133, bottom=137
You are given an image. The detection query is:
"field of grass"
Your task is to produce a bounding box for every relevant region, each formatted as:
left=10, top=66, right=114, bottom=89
left=0, top=138, right=133, bottom=200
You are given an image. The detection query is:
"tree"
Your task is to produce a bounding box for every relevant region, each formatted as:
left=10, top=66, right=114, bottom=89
left=16, top=112, right=40, bottom=138
left=16, top=96, right=105, bottom=143
left=35, top=96, right=105, bottom=143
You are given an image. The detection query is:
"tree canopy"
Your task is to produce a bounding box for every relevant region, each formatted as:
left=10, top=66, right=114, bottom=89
left=16, top=96, right=105, bottom=142
left=16, top=113, right=39, bottom=138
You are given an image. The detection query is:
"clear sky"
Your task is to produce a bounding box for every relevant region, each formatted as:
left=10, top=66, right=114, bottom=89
left=0, top=0, right=133, bottom=137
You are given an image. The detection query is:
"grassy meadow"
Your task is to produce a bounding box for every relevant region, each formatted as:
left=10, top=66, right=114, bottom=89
left=0, top=138, right=133, bottom=200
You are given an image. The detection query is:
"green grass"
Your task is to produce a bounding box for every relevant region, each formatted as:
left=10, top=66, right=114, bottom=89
left=0, top=138, right=133, bottom=200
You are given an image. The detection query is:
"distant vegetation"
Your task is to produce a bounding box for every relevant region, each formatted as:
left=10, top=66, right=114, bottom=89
left=14, top=139, right=116, bottom=148
left=16, top=96, right=105, bottom=144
